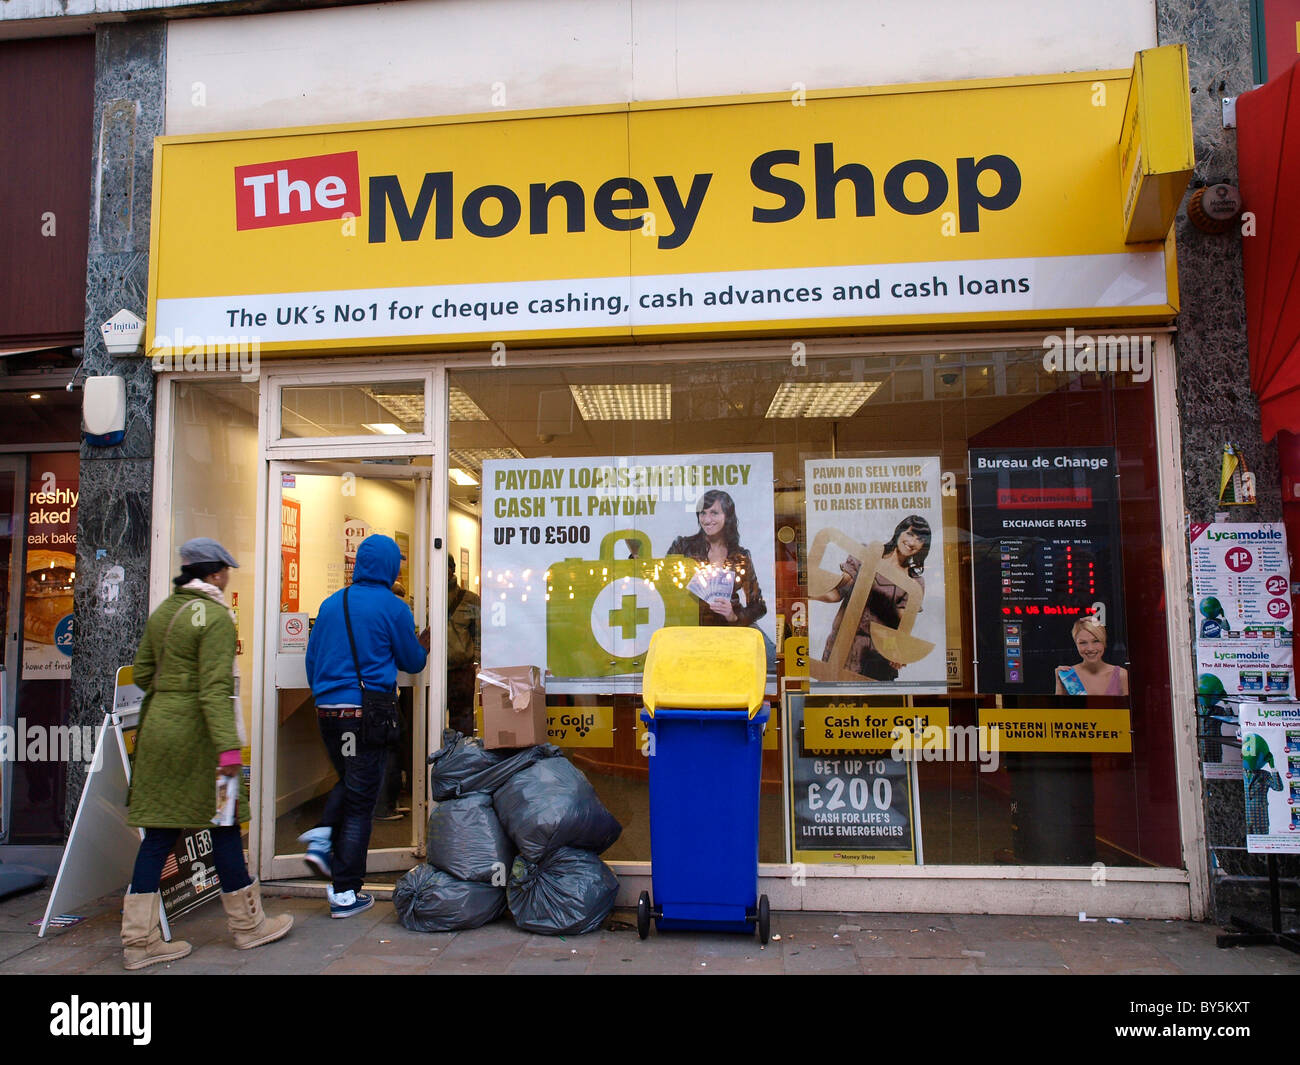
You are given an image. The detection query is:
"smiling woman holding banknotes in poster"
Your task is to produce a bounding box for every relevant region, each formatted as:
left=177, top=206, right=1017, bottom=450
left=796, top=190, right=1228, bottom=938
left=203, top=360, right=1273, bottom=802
left=669, top=489, right=768, bottom=632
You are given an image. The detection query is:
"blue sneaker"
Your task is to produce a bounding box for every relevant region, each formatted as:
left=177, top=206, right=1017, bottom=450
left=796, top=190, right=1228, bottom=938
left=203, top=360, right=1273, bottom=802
left=297, top=827, right=332, bottom=879
left=328, top=889, right=374, bottom=919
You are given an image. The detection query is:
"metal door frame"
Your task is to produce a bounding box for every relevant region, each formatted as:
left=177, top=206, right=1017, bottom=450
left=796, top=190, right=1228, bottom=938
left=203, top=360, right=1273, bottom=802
left=260, top=457, right=433, bottom=881
left=249, top=361, right=446, bottom=882
left=0, top=456, right=27, bottom=844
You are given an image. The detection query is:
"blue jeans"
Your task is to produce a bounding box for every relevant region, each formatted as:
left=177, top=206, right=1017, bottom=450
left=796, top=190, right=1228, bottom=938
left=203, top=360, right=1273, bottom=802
left=316, top=715, right=388, bottom=894
left=131, top=826, right=252, bottom=894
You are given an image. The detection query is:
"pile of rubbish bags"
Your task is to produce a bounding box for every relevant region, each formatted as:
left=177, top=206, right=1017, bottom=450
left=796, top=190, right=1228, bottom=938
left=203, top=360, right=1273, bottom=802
left=393, top=731, right=622, bottom=935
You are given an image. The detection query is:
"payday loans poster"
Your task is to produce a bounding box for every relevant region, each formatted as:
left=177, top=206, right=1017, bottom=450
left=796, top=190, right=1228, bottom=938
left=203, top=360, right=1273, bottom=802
left=805, top=456, right=946, bottom=692
left=786, top=693, right=917, bottom=864
left=482, top=453, right=775, bottom=678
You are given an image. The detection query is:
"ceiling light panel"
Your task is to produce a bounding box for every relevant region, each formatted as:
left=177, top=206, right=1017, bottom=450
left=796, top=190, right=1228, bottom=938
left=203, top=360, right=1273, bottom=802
left=449, top=387, right=489, bottom=421
left=764, top=381, right=882, bottom=419
left=450, top=447, right=525, bottom=474
left=361, top=385, right=426, bottom=426
left=569, top=384, right=671, bottom=421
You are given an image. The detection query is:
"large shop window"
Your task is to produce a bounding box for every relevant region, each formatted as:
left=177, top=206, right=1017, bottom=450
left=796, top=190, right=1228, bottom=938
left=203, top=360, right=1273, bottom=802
left=451, top=347, right=1181, bottom=868
left=169, top=380, right=260, bottom=736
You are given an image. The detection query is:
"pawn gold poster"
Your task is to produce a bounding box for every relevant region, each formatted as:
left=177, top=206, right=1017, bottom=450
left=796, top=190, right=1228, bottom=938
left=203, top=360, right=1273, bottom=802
left=804, top=457, right=946, bottom=693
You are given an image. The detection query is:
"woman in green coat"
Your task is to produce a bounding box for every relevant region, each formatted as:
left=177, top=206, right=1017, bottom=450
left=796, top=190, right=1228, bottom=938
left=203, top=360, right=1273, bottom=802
left=121, top=537, right=292, bottom=969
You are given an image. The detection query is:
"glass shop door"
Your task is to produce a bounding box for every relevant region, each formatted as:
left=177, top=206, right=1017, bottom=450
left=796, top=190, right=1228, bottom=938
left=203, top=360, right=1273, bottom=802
left=263, top=458, right=431, bottom=881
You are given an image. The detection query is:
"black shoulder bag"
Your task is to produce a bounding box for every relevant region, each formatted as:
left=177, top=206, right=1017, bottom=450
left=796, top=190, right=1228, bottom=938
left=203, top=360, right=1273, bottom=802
left=343, top=586, right=401, bottom=748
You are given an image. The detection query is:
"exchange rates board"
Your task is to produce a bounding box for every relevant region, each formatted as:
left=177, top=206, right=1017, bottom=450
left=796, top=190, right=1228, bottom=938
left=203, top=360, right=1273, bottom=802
left=969, top=447, right=1128, bottom=695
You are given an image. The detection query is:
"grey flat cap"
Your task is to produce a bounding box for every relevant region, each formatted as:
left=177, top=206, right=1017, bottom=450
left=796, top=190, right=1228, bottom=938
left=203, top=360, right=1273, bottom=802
left=180, top=537, right=239, bottom=568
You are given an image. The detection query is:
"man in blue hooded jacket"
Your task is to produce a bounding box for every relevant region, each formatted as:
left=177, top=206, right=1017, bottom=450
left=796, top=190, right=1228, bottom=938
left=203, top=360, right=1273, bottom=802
left=302, top=534, right=430, bottom=917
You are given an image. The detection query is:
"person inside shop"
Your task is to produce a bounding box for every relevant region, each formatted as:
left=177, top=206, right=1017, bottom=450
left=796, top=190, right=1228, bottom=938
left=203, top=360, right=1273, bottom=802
left=812, top=514, right=931, bottom=682
left=1054, top=615, right=1128, bottom=696
left=447, top=556, right=480, bottom=736
left=374, top=576, right=417, bottom=823
left=669, top=489, right=769, bottom=650
left=122, top=537, right=293, bottom=968
left=300, top=534, right=431, bottom=918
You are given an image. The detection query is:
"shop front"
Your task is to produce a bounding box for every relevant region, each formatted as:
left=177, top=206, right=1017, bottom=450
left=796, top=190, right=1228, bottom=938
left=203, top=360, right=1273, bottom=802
left=0, top=35, right=93, bottom=855
left=144, top=50, right=1205, bottom=915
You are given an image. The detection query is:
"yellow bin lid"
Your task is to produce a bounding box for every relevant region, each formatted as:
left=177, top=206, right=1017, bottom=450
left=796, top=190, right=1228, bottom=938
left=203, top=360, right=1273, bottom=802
left=642, top=626, right=766, bottom=718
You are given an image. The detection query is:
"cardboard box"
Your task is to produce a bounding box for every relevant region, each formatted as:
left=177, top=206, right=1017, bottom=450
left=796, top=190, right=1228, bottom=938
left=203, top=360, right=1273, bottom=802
left=479, top=665, right=547, bottom=749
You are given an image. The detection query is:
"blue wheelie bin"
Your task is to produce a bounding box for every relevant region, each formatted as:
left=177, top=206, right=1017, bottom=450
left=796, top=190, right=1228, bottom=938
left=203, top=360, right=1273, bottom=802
left=638, top=626, right=770, bottom=943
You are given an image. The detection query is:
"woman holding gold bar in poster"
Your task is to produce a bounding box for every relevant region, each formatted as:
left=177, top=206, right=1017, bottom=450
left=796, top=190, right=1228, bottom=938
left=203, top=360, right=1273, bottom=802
left=812, top=515, right=932, bottom=682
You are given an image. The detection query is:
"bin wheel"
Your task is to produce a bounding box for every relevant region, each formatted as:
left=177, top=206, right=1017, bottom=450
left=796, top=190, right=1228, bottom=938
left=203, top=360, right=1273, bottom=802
left=757, top=894, right=770, bottom=944
left=637, top=891, right=651, bottom=940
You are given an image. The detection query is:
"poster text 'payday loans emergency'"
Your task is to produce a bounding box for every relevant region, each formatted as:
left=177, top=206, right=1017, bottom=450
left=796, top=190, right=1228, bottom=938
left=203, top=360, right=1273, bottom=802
left=148, top=75, right=1175, bottom=355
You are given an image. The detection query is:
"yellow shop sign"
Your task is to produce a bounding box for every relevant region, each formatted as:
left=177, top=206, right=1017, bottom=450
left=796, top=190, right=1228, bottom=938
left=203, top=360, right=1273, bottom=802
left=545, top=705, right=614, bottom=748
left=804, top=703, right=951, bottom=751
left=149, top=63, right=1183, bottom=357
left=1119, top=45, right=1194, bottom=242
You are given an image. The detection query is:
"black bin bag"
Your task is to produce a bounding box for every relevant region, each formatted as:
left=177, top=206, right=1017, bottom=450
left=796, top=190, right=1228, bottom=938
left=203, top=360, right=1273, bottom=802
left=426, top=792, right=515, bottom=884
left=392, top=864, right=506, bottom=933
left=427, top=729, right=561, bottom=800
left=507, top=848, right=619, bottom=936
left=492, top=755, right=622, bottom=861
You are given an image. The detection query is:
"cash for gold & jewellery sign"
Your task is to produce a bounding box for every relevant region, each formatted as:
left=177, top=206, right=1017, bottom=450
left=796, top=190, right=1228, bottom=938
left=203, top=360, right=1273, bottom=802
left=803, top=703, right=953, bottom=751
left=147, top=50, right=1189, bottom=357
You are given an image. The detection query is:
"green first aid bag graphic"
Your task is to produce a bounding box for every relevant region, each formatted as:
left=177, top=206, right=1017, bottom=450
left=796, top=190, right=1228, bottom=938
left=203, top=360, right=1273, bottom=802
left=547, top=529, right=699, bottom=677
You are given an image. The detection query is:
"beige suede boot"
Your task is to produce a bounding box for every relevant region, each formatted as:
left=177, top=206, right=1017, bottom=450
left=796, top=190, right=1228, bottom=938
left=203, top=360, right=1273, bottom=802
left=121, top=892, right=192, bottom=970
left=221, top=881, right=293, bottom=949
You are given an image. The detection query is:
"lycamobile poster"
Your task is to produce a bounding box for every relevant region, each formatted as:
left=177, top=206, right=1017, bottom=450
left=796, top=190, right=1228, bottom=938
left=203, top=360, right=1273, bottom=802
left=1189, top=523, right=1294, bottom=699
left=1237, top=702, right=1300, bottom=854
left=481, top=453, right=775, bottom=678
left=1189, top=522, right=1294, bottom=778
left=804, top=456, right=946, bottom=693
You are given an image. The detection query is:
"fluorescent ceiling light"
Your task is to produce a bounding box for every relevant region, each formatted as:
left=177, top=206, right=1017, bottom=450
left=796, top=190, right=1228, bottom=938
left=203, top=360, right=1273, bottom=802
left=449, top=387, right=489, bottom=421
left=569, top=383, right=671, bottom=421
left=363, top=384, right=486, bottom=422
left=764, top=381, right=882, bottom=419
left=361, top=422, right=406, bottom=435
left=449, top=447, right=525, bottom=475
left=448, top=467, right=479, bottom=486
left=361, top=385, right=425, bottom=426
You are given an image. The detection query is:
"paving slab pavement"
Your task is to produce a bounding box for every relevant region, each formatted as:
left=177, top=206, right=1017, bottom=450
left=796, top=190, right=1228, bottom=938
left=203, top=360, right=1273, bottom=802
left=3, top=882, right=1298, bottom=976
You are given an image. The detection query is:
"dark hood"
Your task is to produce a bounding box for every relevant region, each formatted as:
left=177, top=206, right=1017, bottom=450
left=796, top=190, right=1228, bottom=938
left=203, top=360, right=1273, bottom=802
left=353, top=534, right=402, bottom=586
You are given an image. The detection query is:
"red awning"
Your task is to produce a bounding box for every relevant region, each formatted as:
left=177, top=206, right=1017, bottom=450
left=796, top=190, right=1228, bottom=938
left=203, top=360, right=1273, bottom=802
left=1240, top=61, right=1300, bottom=440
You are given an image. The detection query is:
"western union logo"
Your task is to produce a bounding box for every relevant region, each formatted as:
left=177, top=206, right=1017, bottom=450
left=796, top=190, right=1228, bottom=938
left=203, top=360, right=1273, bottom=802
left=977, top=708, right=1132, bottom=752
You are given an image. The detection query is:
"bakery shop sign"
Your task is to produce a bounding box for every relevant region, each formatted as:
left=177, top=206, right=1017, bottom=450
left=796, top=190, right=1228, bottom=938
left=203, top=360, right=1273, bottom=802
left=23, top=457, right=77, bottom=680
